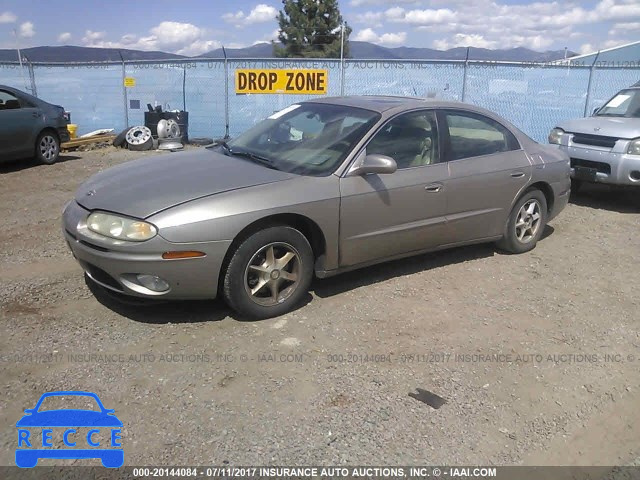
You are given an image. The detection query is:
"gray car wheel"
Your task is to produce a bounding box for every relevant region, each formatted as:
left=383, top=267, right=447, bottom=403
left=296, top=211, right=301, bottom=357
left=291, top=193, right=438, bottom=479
left=497, top=189, right=547, bottom=254
left=223, top=226, right=314, bottom=319
left=125, top=126, right=153, bottom=151
left=35, top=131, right=60, bottom=164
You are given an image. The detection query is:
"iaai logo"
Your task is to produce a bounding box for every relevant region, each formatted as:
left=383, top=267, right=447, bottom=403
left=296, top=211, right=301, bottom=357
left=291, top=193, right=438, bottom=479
left=15, top=391, right=123, bottom=468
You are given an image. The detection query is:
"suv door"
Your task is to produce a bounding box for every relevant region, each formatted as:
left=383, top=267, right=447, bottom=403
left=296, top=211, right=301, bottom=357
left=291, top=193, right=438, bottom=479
left=440, top=109, right=531, bottom=243
left=0, top=89, right=39, bottom=160
left=339, top=110, right=449, bottom=267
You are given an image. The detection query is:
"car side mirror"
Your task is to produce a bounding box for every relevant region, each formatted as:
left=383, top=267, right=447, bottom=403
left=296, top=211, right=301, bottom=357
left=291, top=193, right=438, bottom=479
left=349, top=153, right=397, bottom=176
left=592, top=107, right=600, bottom=115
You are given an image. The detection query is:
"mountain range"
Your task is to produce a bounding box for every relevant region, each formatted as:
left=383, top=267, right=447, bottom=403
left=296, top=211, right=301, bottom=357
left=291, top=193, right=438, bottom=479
left=0, top=42, right=575, bottom=63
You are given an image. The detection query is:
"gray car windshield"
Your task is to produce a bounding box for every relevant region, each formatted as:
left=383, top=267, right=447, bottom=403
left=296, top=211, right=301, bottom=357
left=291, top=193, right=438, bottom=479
left=225, top=103, right=380, bottom=176
left=596, top=89, right=640, bottom=117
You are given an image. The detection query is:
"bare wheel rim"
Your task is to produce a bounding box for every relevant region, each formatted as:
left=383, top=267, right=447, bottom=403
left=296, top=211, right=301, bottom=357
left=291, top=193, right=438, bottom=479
left=39, top=135, right=58, bottom=161
left=244, top=242, right=302, bottom=307
left=515, top=199, right=542, bottom=244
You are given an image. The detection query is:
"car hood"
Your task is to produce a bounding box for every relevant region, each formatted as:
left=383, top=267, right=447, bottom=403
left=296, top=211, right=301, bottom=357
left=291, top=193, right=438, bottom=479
left=16, top=410, right=123, bottom=427
left=558, top=116, right=640, bottom=139
left=75, top=149, right=295, bottom=219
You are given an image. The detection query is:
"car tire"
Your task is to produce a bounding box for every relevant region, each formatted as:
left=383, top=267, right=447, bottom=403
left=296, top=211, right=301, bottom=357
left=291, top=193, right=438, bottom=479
left=496, top=189, right=548, bottom=254
left=113, top=127, right=132, bottom=148
left=35, top=131, right=60, bottom=164
left=223, top=226, right=314, bottom=319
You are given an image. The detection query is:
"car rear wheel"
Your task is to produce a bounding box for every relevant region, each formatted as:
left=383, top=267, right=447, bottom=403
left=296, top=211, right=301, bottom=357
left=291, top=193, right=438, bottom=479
left=223, top=226, right=314, bottom=319
left=35, top=131, right=60, bottom=164
left=497, top=189, right=547, bottom=254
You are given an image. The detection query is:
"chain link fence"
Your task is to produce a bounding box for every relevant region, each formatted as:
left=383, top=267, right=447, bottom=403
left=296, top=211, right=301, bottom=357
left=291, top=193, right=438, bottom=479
left=1, top=57, right=638, bottom=142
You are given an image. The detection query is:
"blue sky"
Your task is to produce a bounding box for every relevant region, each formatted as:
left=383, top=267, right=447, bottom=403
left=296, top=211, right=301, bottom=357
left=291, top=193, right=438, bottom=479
left=0, top=0, right=638, bottom=55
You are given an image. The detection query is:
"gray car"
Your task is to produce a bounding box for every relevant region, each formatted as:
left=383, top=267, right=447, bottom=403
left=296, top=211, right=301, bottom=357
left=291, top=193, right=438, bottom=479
left=63, top=96, right=570, bottom=319
left=549, top=82, right=640, bottom=189
left=0, top=85, right=70, bottom=164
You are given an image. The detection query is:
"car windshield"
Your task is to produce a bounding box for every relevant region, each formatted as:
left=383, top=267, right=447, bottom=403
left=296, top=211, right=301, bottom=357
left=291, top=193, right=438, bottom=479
left=224, top=103, right=381, bottom=176
left=595, top=89, right=640, bottom=117
left=37, top=394, right=101, bottom=412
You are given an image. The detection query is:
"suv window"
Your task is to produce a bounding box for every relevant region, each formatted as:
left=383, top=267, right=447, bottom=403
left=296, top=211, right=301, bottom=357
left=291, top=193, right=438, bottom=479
left=366, top=110, right=439, bottom=169
left=0, top=90, right=22, bottom=110
left=444, top=111, right=518, bottom=160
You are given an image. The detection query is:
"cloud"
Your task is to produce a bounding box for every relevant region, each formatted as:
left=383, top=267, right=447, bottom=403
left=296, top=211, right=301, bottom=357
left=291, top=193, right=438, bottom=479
left=0, top=11, right=17, bottom=23
left=223, top=4, right=277, bottom=26
left=387, top=7, right=457, bottom=25
left=57, top=32, right=72, bottom=43
left=354, top=28, right=408, bottom=46
left=18, top=21, right=35, bottom=38
left=81, top=22, right=223, bottom=56
left=433, top=34, right=498, bottom=50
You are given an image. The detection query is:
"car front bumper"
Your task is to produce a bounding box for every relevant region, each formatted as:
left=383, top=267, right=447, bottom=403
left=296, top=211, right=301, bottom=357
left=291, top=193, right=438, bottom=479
left=63, top=201, right=232, bottom=300
left=557, top=145, right=640, bottom=186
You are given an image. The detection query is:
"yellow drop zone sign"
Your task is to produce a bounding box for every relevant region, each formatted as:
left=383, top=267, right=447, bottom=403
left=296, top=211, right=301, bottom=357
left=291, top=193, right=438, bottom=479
left=235, top=69, right=327, bottom=95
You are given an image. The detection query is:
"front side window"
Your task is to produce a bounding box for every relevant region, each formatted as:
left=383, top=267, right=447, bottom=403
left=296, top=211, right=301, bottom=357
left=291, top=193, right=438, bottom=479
left=444, top=111, right=518, bottom=160
left=0, top=90, right=22, bottom=110
left=366, top=110, right=439, bottom=169
left=226, top=103, right=380, bottom=176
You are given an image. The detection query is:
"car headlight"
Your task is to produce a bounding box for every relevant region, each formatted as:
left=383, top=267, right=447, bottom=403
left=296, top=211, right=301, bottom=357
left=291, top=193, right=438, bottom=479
left=627, top=138, right=640, bottom=155
left=87, top=212, right=157, bottom=241
left=548, top=128, right=565, bottom=145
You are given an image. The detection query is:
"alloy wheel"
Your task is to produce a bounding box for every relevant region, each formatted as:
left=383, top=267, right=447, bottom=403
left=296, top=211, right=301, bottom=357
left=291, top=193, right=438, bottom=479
left=244, top=242, right=302, bottom=307
left=515, top=199, right=542, bottom=243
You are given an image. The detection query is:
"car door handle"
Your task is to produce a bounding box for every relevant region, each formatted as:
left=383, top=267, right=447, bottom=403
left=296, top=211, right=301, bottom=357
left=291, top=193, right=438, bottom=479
left=510, top=171, right=525, bottom=178
left=425, top=183, right=443, bottom=193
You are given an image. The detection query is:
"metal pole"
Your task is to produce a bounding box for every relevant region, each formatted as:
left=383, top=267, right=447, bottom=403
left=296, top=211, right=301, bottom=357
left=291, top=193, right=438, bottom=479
left=13, top=29, right=29, bottom=92
left=223, top=46, right=230, bottom=139
left=182, top=66, right=187, bottom=111
left=119, top=51, right=129, bottom=129
left=340, top=23, right=345, bottom=96
left=583, top=50, right=600, bottom=117
left=27, top=59, right=37, bottom=97
left=461, top=47, right=470, bottom=102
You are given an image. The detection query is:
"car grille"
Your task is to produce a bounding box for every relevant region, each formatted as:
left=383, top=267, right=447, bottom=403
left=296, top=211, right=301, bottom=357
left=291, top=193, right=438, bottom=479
left=571, top=133, right=618, bottom=148
left=570, top=158, right=611, bottom=175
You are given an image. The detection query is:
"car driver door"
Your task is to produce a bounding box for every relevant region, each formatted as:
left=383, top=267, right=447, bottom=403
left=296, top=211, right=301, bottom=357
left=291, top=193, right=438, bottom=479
left=338, top=110, right=450, bottom=268
left=0, top=89, right=38, bottom=159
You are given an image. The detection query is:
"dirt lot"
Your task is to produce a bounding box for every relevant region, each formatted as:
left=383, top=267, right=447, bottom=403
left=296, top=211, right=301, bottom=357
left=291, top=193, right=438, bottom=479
left=1, top=147, right=639, bottom=468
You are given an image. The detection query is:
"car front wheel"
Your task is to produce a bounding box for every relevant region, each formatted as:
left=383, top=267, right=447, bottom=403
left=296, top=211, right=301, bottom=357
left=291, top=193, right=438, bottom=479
left=497, top=189, right=548, bottom=254
left=223, top=226, right=314, bottom=319
left=35, top=131, right=60, bottom=164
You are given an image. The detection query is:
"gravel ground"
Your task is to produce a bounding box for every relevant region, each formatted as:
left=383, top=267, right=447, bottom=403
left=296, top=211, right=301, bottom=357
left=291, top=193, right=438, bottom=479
left=1, top=147, right=639, bottom=467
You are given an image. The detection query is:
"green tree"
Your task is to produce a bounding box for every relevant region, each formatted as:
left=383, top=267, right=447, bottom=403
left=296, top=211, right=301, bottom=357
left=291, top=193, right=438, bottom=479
left=274, top=0, right=351, bottom=58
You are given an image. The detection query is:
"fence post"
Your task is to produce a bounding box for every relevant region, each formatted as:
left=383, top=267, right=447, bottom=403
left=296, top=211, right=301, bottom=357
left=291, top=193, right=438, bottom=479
left=340, top=23, right=345, bottom=96
left=461, top=47, right=470, bottom=102
left=27, top=60, right=37, bottom=97
left=583, top=50, right=600, bottom=117
left=119, top=52, right=129, bottom=129
left=223, top=46, right=230, bottom=139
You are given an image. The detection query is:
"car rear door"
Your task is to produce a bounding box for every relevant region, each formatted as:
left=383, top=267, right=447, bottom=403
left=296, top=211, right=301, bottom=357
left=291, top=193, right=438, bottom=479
left=0, top=89, right=39, bottom=160
left=439, top=109, right=532, bottom=244
left=339, top=110, right=449, bottom=267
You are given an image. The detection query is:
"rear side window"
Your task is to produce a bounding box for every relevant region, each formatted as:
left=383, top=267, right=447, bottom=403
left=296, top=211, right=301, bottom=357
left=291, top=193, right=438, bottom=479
left=0, top=90, right=22, bottom=110
left=443, top=111, right=519, bottom=160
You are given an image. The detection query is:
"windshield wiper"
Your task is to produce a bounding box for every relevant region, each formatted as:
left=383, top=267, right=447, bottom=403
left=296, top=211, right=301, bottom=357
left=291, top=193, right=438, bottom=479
left=227, top=148, right=279, bottom=170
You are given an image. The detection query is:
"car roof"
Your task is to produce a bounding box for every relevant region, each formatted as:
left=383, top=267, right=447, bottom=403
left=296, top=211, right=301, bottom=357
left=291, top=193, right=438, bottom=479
left=303, top=95, right=477, bottom=113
